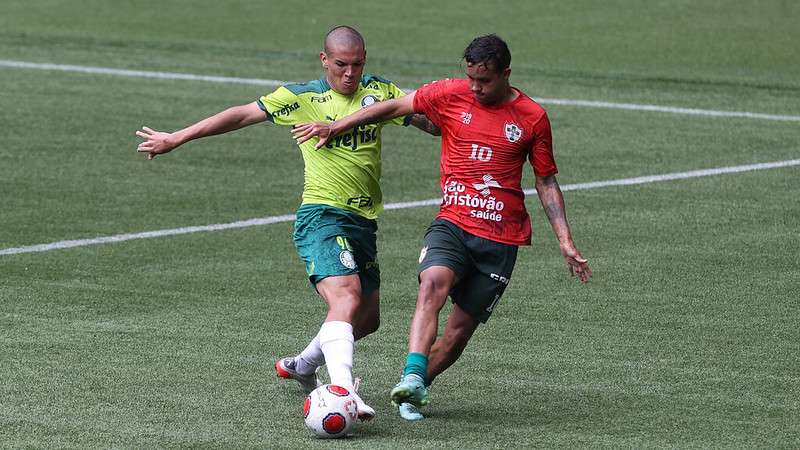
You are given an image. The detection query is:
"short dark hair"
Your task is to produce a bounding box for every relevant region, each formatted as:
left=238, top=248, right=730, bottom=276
left=463, top=34, right=511, bottom=73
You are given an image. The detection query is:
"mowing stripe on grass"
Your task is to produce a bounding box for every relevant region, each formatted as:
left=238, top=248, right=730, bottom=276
left=2, top=159, right=798, bottom=256
left=2, top=59, right=800, bottom=122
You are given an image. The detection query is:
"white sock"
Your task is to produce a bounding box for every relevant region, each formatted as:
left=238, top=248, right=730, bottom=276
left=295, top=334, right=324, bottom=375
left=318, top=321, right=355, bottom=391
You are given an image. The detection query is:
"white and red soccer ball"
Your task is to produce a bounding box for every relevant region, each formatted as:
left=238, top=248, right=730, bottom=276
left=303, top=384, right=358, bottom=438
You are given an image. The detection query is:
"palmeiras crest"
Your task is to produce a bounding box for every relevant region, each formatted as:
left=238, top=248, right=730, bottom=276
left=504, top=122, right=522, bottom=143
left=339, top=250, right=356, bottom=269
left=361, top=95, right=378, bottom=108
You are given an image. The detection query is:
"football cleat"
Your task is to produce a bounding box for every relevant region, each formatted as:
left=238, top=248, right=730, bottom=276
left=351, top=378, right=376, bottom=421
left=398, top=402, right=424, bottom=421
left=275, top=356, right=322, bottom=394
left=390, top=373, right=429, bottom=408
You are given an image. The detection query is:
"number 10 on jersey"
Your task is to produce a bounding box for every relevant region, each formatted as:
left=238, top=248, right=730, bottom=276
left=470, top=144, right=493, bottom=162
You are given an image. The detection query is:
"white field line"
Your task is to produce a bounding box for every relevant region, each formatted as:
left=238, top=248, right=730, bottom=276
left=535, top=98, right=800, bottom=122
left=0, top=59, right=291, bottom=86
left=2, top=59, right=800, bottom=122
left=2, top=159, right=799, bottom=256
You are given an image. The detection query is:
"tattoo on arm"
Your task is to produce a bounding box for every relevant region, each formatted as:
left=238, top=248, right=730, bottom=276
left=543, top=200, right=565, bottom=224
left=537, top=175, right=571, bottom=240
left=410, top=114, right=441, bottom=136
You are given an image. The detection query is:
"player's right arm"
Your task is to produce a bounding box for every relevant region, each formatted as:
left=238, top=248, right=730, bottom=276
left=292, top=93, right=417, bottom=149
left=534, top=174, right=592, bottom=283
left=135, top=102, right=267, bottom=160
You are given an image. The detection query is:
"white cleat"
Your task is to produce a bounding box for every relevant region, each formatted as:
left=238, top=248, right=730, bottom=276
left=398, top=402, right=424, bottom=421
left=351, top=377, right=376, bottom=421
left=275, top=356, right=322, bottom=394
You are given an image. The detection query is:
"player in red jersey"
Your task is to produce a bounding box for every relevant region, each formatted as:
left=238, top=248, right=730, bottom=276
left=293, top=34, right=591, bottom=421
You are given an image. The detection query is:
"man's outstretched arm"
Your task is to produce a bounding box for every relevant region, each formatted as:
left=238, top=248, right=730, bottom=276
left=135, top=102, right=267, bottom=159
left=292, top=93, right=417, bottom=149
left=535, top=174, right=592, bottom=283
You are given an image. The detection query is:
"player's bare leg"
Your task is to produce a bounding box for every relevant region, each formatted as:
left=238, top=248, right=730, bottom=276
left=408, top=266, right=458, bottom=355
left=397, top=304, right=477, bottom=421
left=278, top=285, right=380, bottom=390
left=352, top=289, right=380, bottom=340
left=276, top=274, right=375, bottom=420
left=392, top=266, right=457, bottom=416
left=426, top=304, right=479, bottom=386
left=315, top=275, right=376, bottom=420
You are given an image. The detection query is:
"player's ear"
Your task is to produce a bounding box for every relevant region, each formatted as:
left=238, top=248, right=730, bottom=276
left=502, top=67, right=511, bottom=80
left=320, top=51, right=328, bottom=69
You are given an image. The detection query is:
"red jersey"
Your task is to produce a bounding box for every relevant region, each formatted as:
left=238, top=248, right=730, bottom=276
left=413, top=78, right=557, bottom=246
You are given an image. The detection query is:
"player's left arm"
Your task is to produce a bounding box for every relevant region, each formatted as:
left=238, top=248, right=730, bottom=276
left=409, top=114, right=441, bottom=136
left=535, top=174, right=592, bottom=283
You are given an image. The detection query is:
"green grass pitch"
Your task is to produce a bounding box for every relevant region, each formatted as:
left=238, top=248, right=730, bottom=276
left=1, top=0, right=798, bottom=448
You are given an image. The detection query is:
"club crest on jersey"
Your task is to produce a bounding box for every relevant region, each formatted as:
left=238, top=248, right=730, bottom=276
left=361, top=95, right=378, bottom=108
left=504, top=123, right=522, bottom=143
left=339, top=250, right=356, bottom=270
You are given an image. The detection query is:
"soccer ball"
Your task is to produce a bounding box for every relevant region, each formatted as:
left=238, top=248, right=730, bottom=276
left=303, top=384, right=359, bottom=438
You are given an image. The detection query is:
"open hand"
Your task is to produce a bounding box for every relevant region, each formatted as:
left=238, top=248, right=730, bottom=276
left=135, top=126, right=177, bottom=160
left=562, top=246, right=592, bottom=283
left=291, top=122, right=333, bottom=149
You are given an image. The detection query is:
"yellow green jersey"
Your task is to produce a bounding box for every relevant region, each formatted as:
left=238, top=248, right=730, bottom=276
left=257, top=74, right=411, bottom=219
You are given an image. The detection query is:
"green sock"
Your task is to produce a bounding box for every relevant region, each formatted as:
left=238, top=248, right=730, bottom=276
left=403, top=352, right=428, bottom=384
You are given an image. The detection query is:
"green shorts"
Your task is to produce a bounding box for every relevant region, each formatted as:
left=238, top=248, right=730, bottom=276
left=417, top=219, right=518, bottom=323
left=293, top=204, right=380, bottom=294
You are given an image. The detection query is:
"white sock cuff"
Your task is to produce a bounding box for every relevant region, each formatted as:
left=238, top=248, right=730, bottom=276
left=319, top=321, right=354, bottom=345
left=295, top=334, right=324, bottom=373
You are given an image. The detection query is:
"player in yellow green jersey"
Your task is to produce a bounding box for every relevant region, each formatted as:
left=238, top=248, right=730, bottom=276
left=135, top=26, right=439, bottom=420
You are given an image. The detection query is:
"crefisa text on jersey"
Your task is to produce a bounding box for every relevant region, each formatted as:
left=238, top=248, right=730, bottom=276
left=271, top=102, right=300, bottom=118
left=323, top=124, right=379, bottom=151
left=442, top=180, right=505, bottom=222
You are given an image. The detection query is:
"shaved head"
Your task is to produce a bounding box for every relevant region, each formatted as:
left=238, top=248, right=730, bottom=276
left=324, top=25, right=365, bottom=53
left=320, top=26, right=366, bottom=95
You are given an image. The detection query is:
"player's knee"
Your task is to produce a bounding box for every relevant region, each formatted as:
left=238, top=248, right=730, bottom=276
left=417, top=277, right=450, bottom=307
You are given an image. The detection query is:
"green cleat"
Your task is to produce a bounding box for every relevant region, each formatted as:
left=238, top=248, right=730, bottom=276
left=390, top=374, right=429, bottom=408
left=398, top=402, right=424, bottom=421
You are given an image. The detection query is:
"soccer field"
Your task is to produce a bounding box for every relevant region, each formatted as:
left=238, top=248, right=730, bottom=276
left=1, top=0, right=799, bottom=447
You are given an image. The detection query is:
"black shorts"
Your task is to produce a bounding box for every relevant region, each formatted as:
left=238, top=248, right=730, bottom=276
left=417, top=219, right=518, bottom=323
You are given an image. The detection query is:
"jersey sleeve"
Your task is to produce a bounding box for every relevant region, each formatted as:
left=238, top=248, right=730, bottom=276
left=256, top=86, right=309, bottom=126
left=528, top=112, right=558, bottom=177
left=384, top=82, right=413, bottom=127
left=412, top=79, right=455, bottom=128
